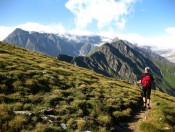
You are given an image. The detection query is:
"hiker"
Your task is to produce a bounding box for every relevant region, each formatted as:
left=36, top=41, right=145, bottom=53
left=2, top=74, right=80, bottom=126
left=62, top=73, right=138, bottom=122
left=136, top=67, right=155, bottom=109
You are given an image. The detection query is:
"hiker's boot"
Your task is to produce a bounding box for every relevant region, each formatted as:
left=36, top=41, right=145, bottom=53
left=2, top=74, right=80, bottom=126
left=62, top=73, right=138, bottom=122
left=147, top=104, right=151, bottom=109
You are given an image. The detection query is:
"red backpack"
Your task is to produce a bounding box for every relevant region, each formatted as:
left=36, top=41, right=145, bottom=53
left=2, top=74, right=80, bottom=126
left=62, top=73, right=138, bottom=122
left=141, top=75, right=152, bottom=88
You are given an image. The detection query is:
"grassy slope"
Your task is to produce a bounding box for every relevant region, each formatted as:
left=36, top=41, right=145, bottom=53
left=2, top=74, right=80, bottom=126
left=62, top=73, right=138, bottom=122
left=139, top=91, right=175, bottom=132
left=1, top=42, right=175, bottom=132
left=156, top=61, right=175, bottom=86
left=0, top=42, right=141, bottom=131
left=154, top=61, right=175, bottom=96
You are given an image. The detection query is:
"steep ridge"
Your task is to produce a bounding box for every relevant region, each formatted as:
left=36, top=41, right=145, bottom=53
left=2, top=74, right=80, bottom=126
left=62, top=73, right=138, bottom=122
left=123, top=41, right=170, bottom=64
left=57, top=40, right=175, bottom=96
left=58, top=41, right=159, bottom=81
left=3, top=28, right=107, bottom=57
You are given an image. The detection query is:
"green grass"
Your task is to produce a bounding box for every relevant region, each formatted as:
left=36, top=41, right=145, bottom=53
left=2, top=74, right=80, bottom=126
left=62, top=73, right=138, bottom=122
left=155, top=61, right=175, bottom=87
left=139, top=91, right=175, bottom=132
left=152, top=61, right=175, bottom=96
left=0, top=41, right=142, bottom=131
left=1, top=41, right=175, bottom=131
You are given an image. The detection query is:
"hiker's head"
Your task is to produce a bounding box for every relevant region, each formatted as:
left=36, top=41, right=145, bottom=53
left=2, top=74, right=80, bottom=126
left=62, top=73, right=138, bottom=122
left=144, top=67, right=150, bottom=73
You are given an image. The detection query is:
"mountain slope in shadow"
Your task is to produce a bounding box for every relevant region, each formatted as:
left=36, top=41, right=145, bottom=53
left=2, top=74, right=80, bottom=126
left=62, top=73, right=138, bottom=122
left=57, top=40, right=175, bottom=96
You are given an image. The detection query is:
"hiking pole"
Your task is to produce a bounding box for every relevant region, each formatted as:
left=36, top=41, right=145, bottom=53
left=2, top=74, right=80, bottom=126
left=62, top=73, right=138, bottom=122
left=134, top=81, right=142, bottom=97
left=134, top=81, right=139, bottom=96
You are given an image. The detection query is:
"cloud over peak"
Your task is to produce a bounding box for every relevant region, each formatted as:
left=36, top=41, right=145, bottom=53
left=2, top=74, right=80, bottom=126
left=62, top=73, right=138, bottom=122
left=0, top=22, right=94, bottom=40
left=65, top=0, right=136, bottom=30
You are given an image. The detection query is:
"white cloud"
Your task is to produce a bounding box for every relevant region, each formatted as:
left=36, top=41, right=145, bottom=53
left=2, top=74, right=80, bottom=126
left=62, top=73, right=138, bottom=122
left=116, top=32, right=175, bottom=50
left=69, top=29, right=94, bottom=36
left=97, top=27, right=175, bottom=50
left=0, top=26, right=14, bottom=41
left=17, top=22, right=66, bottom=34
left=165, top=27, right=175, bottom=36
left=65, top=0, right=136, bottom=29
left=0, top=22, right=66, bottom=40
left=97, top=28, right=117, bottom=38
left=116, top=18, right=127, bottom=29
left=0, top=22, right=95, bottom=40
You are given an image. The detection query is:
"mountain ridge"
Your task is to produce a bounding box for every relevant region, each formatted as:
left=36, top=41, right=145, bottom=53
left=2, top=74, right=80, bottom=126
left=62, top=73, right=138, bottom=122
left=3, top=28, right=110, bottom=57
left=57, top=40, right=175, bottom=96
left=3, top=28, right=175, bottom=96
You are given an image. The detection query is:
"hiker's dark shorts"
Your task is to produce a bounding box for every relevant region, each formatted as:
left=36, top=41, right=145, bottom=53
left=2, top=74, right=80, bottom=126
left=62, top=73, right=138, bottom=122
left=142, top=87, right=151, bottom=99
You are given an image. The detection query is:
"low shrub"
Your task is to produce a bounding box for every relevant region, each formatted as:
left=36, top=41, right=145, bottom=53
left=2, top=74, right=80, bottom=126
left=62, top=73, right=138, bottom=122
left=76, top=119, right=86, bottom=131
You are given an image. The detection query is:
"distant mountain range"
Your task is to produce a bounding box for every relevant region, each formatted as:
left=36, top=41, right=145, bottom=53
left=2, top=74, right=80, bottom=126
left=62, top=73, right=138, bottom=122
left=4, top=28, right=111, bottom=57
left=3, top=28, right=175, bottom=96
left=155, top=49, right=175, bottom=63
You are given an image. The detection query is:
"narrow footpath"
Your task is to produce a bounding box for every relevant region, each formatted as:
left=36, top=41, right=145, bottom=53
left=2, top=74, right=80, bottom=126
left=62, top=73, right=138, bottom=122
left=122, top=102, right=155, bottom=132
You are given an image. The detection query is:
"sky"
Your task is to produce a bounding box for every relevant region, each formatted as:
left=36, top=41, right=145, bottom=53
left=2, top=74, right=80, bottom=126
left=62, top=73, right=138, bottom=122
left=0, top=0, right=175, bottom=50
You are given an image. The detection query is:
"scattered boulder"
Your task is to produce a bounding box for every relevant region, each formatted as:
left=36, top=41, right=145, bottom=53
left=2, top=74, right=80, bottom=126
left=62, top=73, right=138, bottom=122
left=14, top=111, right=33, bottom=116
left=60, top=123, right=67, bottom=130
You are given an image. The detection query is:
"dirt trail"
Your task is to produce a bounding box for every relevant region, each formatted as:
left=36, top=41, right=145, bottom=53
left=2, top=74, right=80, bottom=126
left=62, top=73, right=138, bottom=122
left=127, top=108, right=151, bottom=132
left=122, top=102, right=155, bottom=132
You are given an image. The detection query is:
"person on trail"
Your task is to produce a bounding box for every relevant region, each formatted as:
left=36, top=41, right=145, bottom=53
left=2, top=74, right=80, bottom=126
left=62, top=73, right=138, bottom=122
left=136, top=67, right=155, bottom=109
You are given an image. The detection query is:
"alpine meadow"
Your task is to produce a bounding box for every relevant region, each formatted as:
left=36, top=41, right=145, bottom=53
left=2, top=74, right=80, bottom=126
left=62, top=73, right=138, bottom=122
left=1, top=0, right=175, bottom=131
left=0, top=41, right=175, bottom=131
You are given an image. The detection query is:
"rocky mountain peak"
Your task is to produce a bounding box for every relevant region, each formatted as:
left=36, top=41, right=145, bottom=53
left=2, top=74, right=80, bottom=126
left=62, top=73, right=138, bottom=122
left=3, top=28, right=110, bottom=57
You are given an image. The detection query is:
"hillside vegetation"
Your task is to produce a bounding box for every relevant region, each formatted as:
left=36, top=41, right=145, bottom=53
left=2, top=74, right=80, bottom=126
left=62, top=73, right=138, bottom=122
left=155, top=61, right=175, bottom=87
left=1, top=41, right=175, bottom=132
left=0, top=41, right=141, bottom=131
left=139, top=92, right=175, bottom=132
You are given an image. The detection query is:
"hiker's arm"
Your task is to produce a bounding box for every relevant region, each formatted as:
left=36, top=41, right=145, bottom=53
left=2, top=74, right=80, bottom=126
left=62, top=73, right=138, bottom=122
left=136, top=80, right=141, bottom=84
